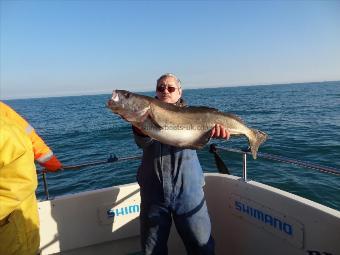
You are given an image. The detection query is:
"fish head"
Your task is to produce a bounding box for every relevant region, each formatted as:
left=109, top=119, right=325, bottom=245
left=107, top=90, right=151, bottom=122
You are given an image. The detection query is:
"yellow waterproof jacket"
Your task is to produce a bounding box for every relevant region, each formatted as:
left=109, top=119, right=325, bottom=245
left=0, top=102, right=61, bottom=171
left=0, top=117, right=40, bottom=255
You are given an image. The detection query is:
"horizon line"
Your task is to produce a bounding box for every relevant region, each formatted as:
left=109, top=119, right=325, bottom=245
left=2, top=79, right=339, bottom=101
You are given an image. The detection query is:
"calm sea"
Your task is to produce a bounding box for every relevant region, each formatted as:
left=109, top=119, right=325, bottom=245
left=4, top=81, right=340, bottom=210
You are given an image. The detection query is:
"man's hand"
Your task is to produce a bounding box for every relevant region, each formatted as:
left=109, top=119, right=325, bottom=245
left=211, top=124, right=230, bottom=140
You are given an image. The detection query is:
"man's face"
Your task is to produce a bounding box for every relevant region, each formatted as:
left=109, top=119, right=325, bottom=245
left=156, top=76, right=182, bottom=104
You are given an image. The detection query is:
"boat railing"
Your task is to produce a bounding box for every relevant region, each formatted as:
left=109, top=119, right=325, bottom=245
left=209, top=144, right=340, bottom=182
left=38, top=155, right=142, bottom=200
left=38, top=146, right=340, bottom=200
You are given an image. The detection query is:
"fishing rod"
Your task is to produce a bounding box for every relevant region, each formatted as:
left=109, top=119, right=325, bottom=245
left=38, top=154, right=142, bottom=200
left=211, top=145, right=340, bottom=177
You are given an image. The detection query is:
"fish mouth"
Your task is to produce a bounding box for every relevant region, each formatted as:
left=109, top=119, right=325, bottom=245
left=107, top=90, right=120, bottom=109
left=111, top=90, right=120, bottom=102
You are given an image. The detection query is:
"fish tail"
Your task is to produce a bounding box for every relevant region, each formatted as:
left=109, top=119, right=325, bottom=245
left=249, top=129, right=268, bottom=159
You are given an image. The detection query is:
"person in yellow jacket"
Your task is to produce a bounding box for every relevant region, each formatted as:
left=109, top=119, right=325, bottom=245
left=0, top=101, right=62, bottom=172
left=0, top=117, right=40, bottom=255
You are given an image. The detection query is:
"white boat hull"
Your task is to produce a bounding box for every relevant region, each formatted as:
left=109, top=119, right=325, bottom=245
left=38, top=173, right=340, bottom=254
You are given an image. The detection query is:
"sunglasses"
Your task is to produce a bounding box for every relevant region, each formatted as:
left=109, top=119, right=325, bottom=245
left=157, top=85, right=178, bottom=93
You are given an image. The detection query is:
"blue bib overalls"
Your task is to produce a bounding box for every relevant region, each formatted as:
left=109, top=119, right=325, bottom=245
left=134, top=130, right=215, bottom=255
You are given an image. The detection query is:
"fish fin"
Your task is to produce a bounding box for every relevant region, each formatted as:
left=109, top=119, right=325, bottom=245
left=249, top=129, right=268, bottom=159
left=148, top=116, right=163, bottom=129
left=137, top=106, right=151, bottom=122
left=139, top=111, right=149, bottom=123
left=194, top=131, right=212, bottom=148
left=120, top=113, right=136, bottom=122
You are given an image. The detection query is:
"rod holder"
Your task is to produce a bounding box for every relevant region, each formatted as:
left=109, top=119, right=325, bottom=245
left=42, top=172, right=50, bottom=200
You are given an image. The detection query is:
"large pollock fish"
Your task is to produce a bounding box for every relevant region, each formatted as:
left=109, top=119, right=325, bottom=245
left=107, top=90, right=268, bottom=159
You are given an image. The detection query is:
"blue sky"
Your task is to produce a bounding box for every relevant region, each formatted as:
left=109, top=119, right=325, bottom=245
left=1, top=1, right=339, bottom=99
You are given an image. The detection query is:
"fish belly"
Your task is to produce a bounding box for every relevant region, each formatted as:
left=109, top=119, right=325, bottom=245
left=147, top=128, right=207, bottom=148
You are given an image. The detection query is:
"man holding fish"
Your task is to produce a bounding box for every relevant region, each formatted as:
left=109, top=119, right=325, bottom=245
left=107, top=73, right=267, bottom=255
left=108, top=73, right=243, bottom=255
left=140, top=73, right=231, bottom=255
left=136, top=73, right=226, bottom=255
